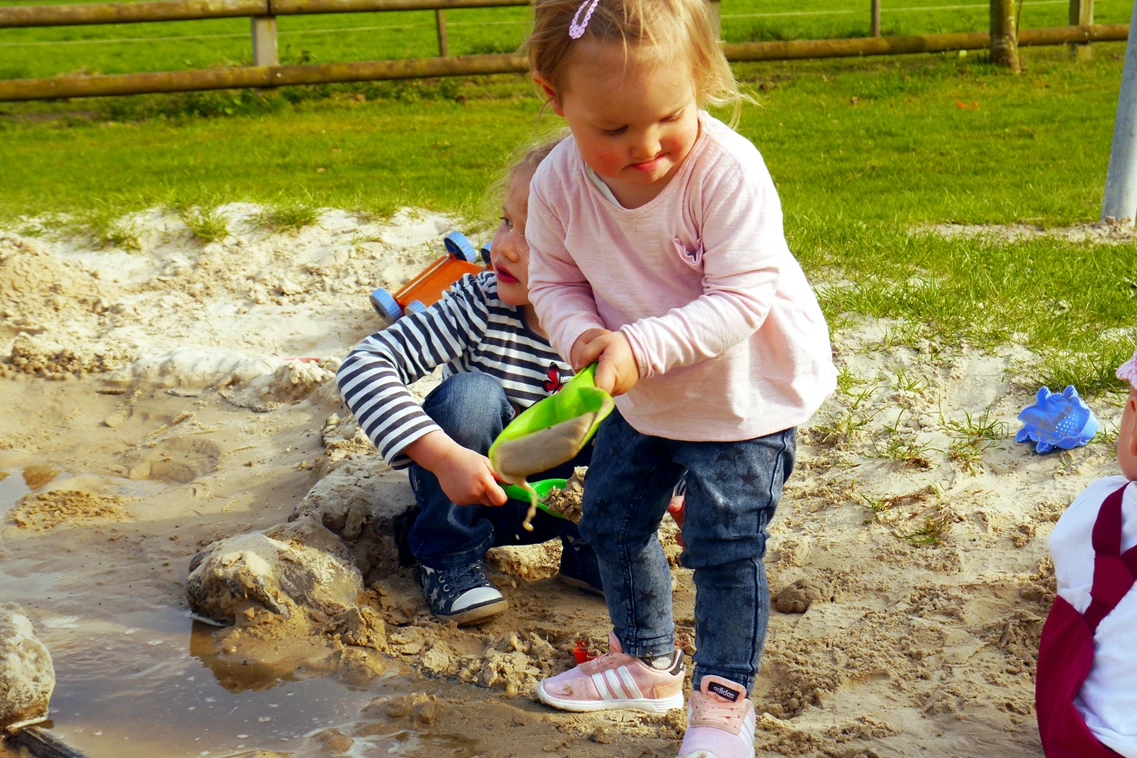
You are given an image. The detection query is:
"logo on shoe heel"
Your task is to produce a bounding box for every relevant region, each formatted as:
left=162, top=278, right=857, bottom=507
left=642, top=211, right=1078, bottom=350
left=708, top=681, right=740, bottom=702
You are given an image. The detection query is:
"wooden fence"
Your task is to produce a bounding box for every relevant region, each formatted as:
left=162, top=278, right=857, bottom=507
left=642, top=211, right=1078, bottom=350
left=0, top=0, right=1123, bottom=101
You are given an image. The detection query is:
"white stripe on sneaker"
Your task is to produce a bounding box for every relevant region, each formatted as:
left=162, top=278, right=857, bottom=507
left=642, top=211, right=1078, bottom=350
left=617, top=666, right=643, bottom=700
left=604, top=669, right=627, bottom=699
left=744, top=710, right=756, bottom=752
left=592, top=672, right=613, bottom=700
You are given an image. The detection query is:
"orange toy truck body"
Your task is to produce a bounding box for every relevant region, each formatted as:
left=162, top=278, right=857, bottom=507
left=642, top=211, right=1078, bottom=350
left=370, top=231, right=490, bottom=321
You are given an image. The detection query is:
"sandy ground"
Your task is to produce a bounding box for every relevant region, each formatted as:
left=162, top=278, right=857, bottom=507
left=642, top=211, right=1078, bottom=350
left=0, top=209, right=1131, bottom=758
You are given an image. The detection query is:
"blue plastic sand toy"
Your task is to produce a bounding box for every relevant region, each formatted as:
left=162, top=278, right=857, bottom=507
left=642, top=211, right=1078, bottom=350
left=1016, top=385, right=1099, bottom=454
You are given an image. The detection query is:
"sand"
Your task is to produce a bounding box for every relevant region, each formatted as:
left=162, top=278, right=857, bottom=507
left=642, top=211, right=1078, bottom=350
left=1, top=206, right=1133, bottom=757
left=541, top=467, right=587, bottom=523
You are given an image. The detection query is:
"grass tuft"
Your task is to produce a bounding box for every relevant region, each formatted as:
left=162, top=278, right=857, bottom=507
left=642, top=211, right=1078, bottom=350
left=1038, top=339, right=1136, bottom=397
left=903, top=508, right=955, bottom=545
left=180, top=206, right=231, bottom=245
left=941, top=405, right=1007, bottom=474
left=254, top=200, right=322, bottom=235
left=61, top=208, right=143, bottom=252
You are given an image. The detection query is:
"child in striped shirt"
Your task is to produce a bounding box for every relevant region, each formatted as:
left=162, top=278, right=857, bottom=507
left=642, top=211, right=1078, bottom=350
left=336, top=136, right=601, bottom=625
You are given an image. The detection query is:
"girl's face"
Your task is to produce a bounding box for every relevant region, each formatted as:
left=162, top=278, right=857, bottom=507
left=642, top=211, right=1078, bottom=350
left=491, top=173, right=533, bottom=307
left=538, top=41, right=699, bottom=209
left=1120, top=388, right=1137, bottom=480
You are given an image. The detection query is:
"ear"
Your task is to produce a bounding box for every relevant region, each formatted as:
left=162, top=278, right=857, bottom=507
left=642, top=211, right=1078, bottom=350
left=532, top=72, right=565, bottom=117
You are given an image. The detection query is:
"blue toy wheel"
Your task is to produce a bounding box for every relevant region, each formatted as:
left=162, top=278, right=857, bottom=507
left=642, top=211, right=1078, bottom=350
left=443, top=231, right=479, bottom=263
left=405, top=300, right=428, bottom=315
left=369, top=287, right=403, bottom=321
left=480, top=242, right=492, bottom=266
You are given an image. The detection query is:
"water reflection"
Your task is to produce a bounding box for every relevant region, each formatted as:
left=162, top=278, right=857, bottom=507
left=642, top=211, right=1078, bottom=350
left=2, top=462, right=480, bottom=758
left=189, top=621, right=307, bottom=694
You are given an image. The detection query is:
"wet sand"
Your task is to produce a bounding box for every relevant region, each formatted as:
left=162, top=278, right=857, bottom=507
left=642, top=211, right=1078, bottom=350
left=1, top=208, right=1128, bottom=757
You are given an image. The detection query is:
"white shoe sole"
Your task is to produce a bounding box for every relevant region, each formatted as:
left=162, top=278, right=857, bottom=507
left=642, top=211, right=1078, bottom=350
left=537, top=682, right=684, bottom=713
left=438, top=597, right=507, bottom=626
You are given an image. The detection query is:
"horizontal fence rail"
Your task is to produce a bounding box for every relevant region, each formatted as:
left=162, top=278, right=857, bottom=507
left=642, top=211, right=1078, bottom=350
left=0, top=23, right=1126, bottom=102
left=722, top=22, right=1128, bottom=61
left=0, top=52, right=528, bottom=99
left=0, top=0, right=1122, bottom=102
left=0, top=0, right=527, bottom=27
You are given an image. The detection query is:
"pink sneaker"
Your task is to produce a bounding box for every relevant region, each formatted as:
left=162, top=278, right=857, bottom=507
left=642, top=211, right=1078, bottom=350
left=677, top=676, right=756, bottom=758
left=537, top=632, right=685, bottom=713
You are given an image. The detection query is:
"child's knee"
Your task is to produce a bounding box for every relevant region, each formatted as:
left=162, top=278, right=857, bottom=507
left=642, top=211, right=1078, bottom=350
left=422, top=373, right=512, bottom=447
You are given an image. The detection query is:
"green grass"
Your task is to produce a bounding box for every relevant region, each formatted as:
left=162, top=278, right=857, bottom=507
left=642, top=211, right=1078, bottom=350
left=0, top=41, right=1135, bottom=391
left=253, top=196, right=323, bottom=234
left=0, top=0, right=1132, bottom=80
left=179, top=204, right=230, bottom=244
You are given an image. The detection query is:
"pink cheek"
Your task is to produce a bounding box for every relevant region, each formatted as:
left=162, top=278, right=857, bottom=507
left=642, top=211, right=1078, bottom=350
left=492, top=228, right=510, bottom=253
left=662, top=133, right=692, bottom=156
left=593, top=150, right=626, bottom=175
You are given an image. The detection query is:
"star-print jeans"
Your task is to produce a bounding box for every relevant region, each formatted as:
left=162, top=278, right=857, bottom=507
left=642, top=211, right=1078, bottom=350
left=407, top=371, right=590, bottom=570
left=578, top=408, right=796, bottom=694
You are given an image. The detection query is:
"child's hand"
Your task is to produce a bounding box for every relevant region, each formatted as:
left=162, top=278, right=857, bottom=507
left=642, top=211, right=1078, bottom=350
left=436, top=448, right=508, bottom=508
left=405, top=432, right=507, bottom=508
left=575, top=330, right=640, bottom=397
left=570, top=328, right=611, bottom=369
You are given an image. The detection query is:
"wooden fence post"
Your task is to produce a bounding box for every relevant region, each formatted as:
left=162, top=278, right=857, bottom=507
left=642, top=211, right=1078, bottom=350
left=706, top=0, right=721, bottom=41
left=1069, top=0, right=1094, bottom=60
left=435, top=8, right=448, bottom=57
left=990, top=0, right=1021, bottom=72
left=251, top=14, right=277, bottom=66
left=871, top=0, right=881, bottom=37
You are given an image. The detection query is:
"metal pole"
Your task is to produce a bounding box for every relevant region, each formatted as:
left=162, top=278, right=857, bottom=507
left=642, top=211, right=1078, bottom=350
left=434, top=8, right=448, bottom=57
left=872, top=0, right=881, bottom=37
left=1102, top=1, right=1137, bottom=223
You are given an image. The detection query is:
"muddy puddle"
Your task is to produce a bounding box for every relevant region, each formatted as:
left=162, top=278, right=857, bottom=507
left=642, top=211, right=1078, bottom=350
left=0, top=463, right=472, bottom=758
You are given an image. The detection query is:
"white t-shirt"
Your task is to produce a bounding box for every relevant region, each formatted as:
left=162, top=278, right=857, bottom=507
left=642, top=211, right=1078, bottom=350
left=1050, top=475, right=1137, bottom=758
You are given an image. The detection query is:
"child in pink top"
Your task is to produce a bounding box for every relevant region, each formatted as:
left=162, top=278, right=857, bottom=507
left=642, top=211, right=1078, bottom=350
left=523, top=2, right=836, bottom=756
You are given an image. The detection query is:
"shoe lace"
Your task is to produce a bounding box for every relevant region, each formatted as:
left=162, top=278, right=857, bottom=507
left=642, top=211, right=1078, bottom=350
left=439, top=562, right=488, bottom=596
left=692, top=692, right=746, bottom=730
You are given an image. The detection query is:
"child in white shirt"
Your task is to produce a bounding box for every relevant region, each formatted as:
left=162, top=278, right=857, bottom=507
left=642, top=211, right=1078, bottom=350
left=1041, top=347, right=1137, bottom=757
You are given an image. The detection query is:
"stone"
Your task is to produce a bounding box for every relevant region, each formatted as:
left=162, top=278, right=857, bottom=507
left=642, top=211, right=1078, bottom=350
left=0, top=604, right=55, bottom=729
left=187, top=516, right=364, bottom=626
left=290, top=458, right=419, bottom=582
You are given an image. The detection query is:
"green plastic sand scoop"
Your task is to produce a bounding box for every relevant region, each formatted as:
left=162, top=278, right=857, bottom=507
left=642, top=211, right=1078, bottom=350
left=499, top=478, right=567, bottom=503
left=489, top=364, right=615, bottom=482
left=498, top=478, right=570, bottom=520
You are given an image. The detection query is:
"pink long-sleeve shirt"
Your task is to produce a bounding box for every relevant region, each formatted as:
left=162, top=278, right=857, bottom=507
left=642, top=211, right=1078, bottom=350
left=526, top=112, right=836, bottom=441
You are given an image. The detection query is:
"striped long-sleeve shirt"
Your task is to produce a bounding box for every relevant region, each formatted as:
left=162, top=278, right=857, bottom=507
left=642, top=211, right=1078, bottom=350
left=337, top=271, right=573, bottom=470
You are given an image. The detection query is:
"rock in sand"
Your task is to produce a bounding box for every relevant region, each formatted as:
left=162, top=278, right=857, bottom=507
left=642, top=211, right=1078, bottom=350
left=187, top=516, right=364, bottom=626
left=0, top=604, right=55, bottom=729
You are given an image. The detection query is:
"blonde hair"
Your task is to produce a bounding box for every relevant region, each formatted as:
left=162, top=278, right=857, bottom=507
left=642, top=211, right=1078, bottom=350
left=487, top=131, right=569, bottom=215
left=526, top=0, right=742, bottom=125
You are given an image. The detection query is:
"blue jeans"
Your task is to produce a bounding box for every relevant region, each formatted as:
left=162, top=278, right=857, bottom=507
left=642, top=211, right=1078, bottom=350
left=578, top=409, right=795, bottom=694
left=407, top=371, right=590, bottom=570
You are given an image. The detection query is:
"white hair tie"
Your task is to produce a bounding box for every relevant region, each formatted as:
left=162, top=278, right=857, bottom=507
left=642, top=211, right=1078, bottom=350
left=569, top=0, right=601, bottom=39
